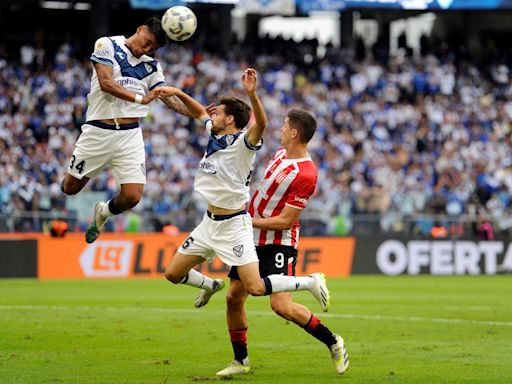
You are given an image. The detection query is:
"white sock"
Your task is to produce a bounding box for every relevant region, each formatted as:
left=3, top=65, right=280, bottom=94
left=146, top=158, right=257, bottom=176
left=265, top=275, right=314, bottom=293
left=180, top=269, right=215, bottom=290
left=101, top=200, right=115, bottom=218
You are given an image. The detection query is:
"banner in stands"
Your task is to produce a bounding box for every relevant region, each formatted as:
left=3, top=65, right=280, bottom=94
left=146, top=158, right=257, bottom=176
left=297, top=0, right=512, bottom=13
left=352, top=236, right=512, bottom=275
left=36, top=234, right=355, bottom=279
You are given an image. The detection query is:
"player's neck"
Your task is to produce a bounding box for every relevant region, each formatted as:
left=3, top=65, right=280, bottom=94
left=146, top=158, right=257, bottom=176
left=216, top=125, right=239, bottom=136
left=284, top=144, right=308, bottom=159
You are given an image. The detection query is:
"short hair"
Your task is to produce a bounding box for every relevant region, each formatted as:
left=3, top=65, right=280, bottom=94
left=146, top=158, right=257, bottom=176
left=219, top=96, right=251, bottom=129
left=144, top=16, right=167, bottom=47
left=287, top=109, right=317, bottom=143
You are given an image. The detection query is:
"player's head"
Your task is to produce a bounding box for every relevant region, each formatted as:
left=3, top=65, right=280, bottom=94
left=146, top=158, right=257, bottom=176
left=281, top=109, right=317, bottom=147
left=211, top=96, right=251, bottom=134
left=130, top=17, right=167, bottom=57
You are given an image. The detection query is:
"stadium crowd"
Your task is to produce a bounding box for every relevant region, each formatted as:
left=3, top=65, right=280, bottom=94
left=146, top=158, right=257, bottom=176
left=1, top=37, right=512, bottom=237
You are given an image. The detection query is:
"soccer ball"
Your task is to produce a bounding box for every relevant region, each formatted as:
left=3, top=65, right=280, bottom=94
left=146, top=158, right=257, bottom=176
left=161, top=6, right=197, bottom=42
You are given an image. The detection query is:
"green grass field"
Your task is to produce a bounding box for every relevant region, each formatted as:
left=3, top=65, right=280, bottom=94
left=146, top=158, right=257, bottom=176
left=1, top=276, right=511, bottom=383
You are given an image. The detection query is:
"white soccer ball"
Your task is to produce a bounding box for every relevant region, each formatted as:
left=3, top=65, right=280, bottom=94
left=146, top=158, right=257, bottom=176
left=161, top=6, right=197, bottom=42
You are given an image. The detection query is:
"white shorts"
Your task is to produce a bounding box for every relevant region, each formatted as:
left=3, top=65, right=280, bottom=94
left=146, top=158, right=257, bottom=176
left=68, top=123, right=146, bottom=185
left=179, top=212, right=259, bottom=267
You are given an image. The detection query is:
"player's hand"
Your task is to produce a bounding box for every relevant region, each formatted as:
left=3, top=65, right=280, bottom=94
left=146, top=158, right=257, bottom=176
left=153, top=86, right=179, bottom=97
left=142, top=89, right=159, bottom=105
left=242, top=68, right=257, bottom=95
left=205, top=103, right=216, bottom=117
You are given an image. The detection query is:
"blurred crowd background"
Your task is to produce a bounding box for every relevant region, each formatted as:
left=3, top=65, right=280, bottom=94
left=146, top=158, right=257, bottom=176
left=2, top=31, right=512, bottom=238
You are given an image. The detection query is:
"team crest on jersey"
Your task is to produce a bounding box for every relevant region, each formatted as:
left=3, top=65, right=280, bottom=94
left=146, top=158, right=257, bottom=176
left=144, top=63, right=154, bottom=74
left=141, top=163, right=146, bottom=176
left=225, top=135, right=235, bottom=146
left=233, top=245, right=244, bottom=258
left=275, top=169, right=289, bottom=184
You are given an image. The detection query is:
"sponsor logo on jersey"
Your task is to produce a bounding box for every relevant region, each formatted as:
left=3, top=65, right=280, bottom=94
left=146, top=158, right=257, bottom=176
left=199, top=161, right=217, bottom=174
left=79, top=240, right=133, bottom=277
left=294, top=196, right=308, bottom=205
left=117, top=78, right=139, bottom=87
left=233, top=245, right=244, bottom=258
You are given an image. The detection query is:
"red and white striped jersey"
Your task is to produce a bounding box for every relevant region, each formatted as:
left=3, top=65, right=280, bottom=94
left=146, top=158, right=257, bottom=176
left=249, top=147, right=317, bottom=248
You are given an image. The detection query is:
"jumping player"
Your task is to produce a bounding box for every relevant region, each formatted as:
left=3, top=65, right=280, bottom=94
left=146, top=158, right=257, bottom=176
left=61, top=17, right=190, bottom=243
left=154, top=69, right=330, bottom=328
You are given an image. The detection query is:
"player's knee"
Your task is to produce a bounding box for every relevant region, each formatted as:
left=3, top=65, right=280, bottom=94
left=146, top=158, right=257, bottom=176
left=164, top=267, right=183, bottom=284
left=226, top=290, right=245, bottom=309
left=245, top=283, right=265, bottom=296
left=61, top=179, right=79, bottom=195
left=123, top=193, right=141, bottom=209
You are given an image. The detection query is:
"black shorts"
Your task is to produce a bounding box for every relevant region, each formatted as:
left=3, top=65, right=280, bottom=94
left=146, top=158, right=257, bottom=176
left=228, top=245, right=298, bottom=280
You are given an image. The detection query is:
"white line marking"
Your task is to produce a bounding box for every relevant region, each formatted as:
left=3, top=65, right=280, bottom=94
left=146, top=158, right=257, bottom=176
left=2, top=305, right=511, bottom=327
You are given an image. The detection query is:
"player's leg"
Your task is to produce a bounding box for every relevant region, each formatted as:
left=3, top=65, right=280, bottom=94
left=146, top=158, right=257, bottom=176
left=216, top=274, right=251, bottom=377
left=61, top=173, right=90, bottom=195
left=235, top=262, right=330, bottom=311
left=269, top=293, right=349, bottom=374
left=214, top=215, right=331, bottom=311
left=85, top=183, right=144, bottom=244
left=165, top=220, right=225, bottom=304
left=164, top=250, right=225, bottom=304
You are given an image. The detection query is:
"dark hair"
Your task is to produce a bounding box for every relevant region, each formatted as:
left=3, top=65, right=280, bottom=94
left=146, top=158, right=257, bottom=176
left=144, top=16, right=167, bottom=47
left=287, top=109, right=317, bottom=143
left=219, top=96, right=251, bottom=129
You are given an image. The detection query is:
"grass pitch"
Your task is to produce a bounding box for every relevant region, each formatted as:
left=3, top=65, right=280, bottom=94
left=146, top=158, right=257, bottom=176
left=1, top=276, right=511, bottom=383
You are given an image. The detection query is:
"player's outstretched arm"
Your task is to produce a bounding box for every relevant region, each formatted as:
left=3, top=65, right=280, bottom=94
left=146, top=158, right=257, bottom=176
left=154, top=86, right=208, bottom=122
left=244, top=68, right=267, bottom=146
left=159, top=95, right=193, bottom=117
left=95, top=63, right=157, bottom=105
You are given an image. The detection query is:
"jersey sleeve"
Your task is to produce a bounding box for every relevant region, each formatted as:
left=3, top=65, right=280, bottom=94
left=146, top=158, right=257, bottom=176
left=204, top=118, right=213, bottom=135
left=148, top=62, right=166, bottom=90
left=284, top=172, right=317, bottom=210
left=243, top=132, right=263, bottom=151
left=90, top=37, right=114, bottom=67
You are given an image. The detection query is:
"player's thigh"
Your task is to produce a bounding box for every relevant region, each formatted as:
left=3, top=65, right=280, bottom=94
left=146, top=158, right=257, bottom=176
left=69, top=124, right=112, bottom=179
left=111, top=129, right=146, bottom=185
left=257, top=245, right=298, bottom=277
left=177, top=216, right=217, bottom=261
left=62, top=173, right=90, bottom=194
left=165, top=251, right=205, bottom=282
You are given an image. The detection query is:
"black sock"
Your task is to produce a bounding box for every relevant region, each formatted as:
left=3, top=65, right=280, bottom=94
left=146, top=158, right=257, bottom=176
left=108, top=199, right=123, bottom=215
left=304, top=314, right=337, bottom=347
left=229, top=329, right=248, bottom=363
left=232, top=341, right=248, bottom=363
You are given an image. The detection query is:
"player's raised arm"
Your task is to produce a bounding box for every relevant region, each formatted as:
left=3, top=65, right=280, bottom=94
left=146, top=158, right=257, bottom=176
left=243, top=68, right=267, bottom=146
left=94, top=62, right=157, bottom=105
left=155, top=86, right=208, bottom=123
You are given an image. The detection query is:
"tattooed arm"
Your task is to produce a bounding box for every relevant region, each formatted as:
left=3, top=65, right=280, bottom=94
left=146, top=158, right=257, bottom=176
left=159, top=95, right=193, bottom=117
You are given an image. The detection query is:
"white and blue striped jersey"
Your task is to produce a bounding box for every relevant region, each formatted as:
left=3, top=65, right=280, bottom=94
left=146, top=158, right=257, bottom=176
left=86, top=35, right=166, bottom=121
left=194, top=119, right=263, bottom=209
